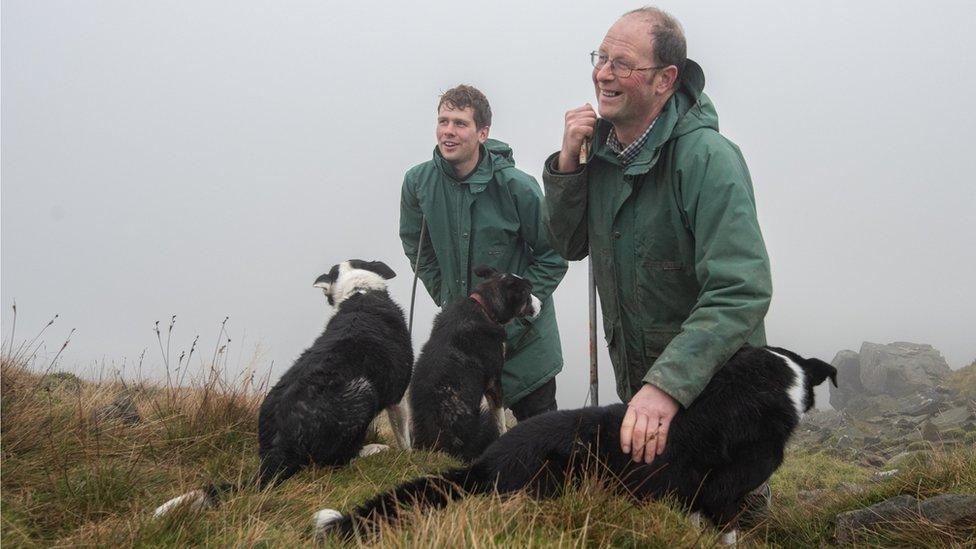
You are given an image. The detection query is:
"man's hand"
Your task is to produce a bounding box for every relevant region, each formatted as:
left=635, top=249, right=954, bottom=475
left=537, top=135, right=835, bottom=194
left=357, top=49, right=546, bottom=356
left=620, top=383, right=679, bottom=464
left=557, top=104, right=598, bottom=172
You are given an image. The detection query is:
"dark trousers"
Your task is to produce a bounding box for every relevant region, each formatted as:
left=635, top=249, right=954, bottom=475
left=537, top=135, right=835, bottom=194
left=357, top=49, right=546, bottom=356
left=510, top=377, right=557, bottom=422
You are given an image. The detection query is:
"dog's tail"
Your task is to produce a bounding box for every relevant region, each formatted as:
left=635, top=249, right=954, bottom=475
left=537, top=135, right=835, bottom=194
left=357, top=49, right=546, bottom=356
left=153, top=447, right=305, bottom=519
left=314, top=465, right=491, bottom=539
left=151, top=482, right=240, bottom=519
left=470, top=408, right=500, bottom=459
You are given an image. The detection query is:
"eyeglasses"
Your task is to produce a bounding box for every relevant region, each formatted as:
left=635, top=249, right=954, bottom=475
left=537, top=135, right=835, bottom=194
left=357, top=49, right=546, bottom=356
left=590, top=51, right=664, bottom=78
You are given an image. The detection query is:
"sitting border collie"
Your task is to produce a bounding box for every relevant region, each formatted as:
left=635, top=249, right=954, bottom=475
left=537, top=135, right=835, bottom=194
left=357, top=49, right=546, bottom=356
left=314, top=346, right=837, bottom=544
left=409, top=266, right=541, bottom=462
left=153, top=260, right=413, bottom=518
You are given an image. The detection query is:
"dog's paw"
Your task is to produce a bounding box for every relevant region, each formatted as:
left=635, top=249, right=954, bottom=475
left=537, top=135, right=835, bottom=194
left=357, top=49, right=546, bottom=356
left=152, top=489, right=208, bottom=519
left=313, top=509, right=344, bottom=537
left=357, top=443, right=390, bottom=458
left=719, top=529, right=738, bottom=547
left=529, top=294, right=542, bottom=318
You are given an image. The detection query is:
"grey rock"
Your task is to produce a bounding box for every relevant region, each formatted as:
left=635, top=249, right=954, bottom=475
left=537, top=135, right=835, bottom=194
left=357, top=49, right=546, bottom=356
left=835, top=493, right=976, bottom=545
left=894, top=417, right=916, bottom=430
left=836, top=434, right=854, bottom=450
left=40, top=372, right=82, bottom=392
left=861, top=454, right=886, bottom=467
left=930, top=406, right=973, bottom=430
left=835, top=495, right=918, bottom=545
left=92, top=393, right=141, bottom=425
left=858, top=342, right=952, bottom=397
left=921, top=420, right=941, bottom=442
left=830, top=350, right=864, bottom=409
left=894, top=391, right=948, bottom=416
left=917, top=493, right=976, bottom=529
left=886, top=450, right=935, bottom=469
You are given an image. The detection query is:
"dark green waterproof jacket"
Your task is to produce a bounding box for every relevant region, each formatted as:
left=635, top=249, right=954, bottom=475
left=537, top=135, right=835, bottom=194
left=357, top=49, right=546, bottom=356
left=400, top=139, right=568, bottom=406
left=542, top=60, right=772, bottom=407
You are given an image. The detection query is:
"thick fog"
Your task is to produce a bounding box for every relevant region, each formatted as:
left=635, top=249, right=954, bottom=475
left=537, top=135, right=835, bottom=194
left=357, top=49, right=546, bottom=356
left=3, top=1, right=974, bottom=408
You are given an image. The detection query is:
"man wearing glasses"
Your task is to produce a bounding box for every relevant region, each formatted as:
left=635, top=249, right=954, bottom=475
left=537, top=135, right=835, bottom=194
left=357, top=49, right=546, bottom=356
left=543, top=6, right=772, bottom=486
left=401, top=84, right=568, bottom=422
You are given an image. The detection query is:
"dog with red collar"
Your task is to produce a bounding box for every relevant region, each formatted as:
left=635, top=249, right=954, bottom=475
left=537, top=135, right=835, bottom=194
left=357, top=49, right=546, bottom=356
left=409, top=265, right=541, bottom=462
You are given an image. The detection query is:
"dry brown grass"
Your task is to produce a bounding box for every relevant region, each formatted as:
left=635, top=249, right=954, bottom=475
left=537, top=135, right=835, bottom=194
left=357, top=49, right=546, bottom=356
left=2, top=321, right=974, bottom=547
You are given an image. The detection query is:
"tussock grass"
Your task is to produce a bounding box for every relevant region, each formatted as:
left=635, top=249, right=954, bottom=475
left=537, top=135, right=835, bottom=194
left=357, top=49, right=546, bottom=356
left=2, top=332, right=974, bottom=547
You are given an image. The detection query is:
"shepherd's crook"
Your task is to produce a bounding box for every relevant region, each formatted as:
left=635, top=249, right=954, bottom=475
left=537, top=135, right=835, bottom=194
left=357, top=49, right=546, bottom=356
left=581, top=138, right=598, bottom=407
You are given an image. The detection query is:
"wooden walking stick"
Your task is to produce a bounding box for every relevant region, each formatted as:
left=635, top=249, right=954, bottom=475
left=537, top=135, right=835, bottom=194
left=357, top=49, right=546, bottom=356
left=580, top=138, right=598, bottom=407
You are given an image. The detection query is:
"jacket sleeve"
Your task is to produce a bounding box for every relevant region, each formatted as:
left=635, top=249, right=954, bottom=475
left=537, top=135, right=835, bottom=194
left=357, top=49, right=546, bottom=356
left=510, top=173, right=569, bottom=303
left=643, top=140, right=773, bottom=408
left=399, top=175, right=443, bottom=305
left=541, top=152, right=590, bottom=261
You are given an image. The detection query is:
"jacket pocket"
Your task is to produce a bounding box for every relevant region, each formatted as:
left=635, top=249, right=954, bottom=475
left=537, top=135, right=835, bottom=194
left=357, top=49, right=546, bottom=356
left=641, top=259, right=698, bottom=321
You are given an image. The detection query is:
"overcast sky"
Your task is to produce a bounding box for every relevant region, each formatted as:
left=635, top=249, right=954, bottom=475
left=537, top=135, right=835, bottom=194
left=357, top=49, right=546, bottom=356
left=3, top=1, right=974, bottom=408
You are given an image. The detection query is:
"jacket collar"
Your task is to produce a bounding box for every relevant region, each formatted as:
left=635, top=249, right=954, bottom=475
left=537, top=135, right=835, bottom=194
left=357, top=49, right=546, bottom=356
left=432, top=143, right=494, bottom=193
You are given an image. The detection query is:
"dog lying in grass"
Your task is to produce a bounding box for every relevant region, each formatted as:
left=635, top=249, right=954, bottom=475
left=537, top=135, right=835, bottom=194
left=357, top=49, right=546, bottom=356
left=153, top=259, right=413, bottom=518
left=409, top=266, right=541, bottom=462
left=314, top=346, right=837, bottom=545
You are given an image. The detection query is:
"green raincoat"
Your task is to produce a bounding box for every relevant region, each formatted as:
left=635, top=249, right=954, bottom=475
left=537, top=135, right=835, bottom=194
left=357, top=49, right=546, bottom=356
left=400, top=139, right=568, bottom=406
left=542, top=60, right=772, bottom=407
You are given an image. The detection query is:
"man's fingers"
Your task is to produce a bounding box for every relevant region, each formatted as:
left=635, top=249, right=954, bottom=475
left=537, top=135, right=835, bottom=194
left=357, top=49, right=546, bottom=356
left=643, top=415, right=660, bottom=463
left=619, top=406, right=637, bottom=453
left=656, top=420, right=670, bottom=457
left=571, top=125, right=594, bottom=142
left=631, top=412, right=649, bottom=462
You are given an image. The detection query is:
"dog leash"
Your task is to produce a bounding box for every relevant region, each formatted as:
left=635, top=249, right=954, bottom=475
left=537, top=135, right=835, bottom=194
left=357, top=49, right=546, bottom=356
left=408, top=215, right=427, bottom=337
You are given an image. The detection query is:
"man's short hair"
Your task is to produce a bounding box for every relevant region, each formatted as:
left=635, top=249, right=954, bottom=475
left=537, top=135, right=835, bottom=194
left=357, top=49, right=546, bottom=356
left=623, top=6, right=687, bottom=86
left=438, top=85, right=492, bottom=129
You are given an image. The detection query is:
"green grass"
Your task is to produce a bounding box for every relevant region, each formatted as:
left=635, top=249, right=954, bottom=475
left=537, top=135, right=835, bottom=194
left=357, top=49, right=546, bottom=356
left=2, top=357, right=974, bottom=547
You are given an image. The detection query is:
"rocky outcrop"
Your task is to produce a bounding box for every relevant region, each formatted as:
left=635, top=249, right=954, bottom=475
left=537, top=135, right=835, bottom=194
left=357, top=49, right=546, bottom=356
left=830, top=342, right=952, bottom=405
left=795, top=343, right=973, bottom=465
left=858, top=342, right=952, bottom=396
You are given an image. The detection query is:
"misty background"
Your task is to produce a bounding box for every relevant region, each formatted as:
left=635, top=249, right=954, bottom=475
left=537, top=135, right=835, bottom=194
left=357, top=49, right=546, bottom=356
left=3, top=1, right=974, bottom=409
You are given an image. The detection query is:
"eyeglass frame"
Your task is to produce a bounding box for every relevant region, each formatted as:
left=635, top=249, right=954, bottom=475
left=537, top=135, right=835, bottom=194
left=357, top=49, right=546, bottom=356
left=590, top=51, right=666, bottom=78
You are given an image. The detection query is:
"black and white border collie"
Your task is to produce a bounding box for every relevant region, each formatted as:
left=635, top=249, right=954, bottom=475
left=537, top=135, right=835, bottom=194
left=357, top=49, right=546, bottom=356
left=409, top=266, right=541, bottom=462
left=153, top=260, right=413, bottom=518
left=314, top=346, right=837, bottom=544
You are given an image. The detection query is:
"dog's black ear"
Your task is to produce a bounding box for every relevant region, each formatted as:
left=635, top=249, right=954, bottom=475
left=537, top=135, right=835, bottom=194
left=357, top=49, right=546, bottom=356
left=473, top=265, right=498, bottom=279
left=349, top=260, right=396, bottom=280
left=803, top=358, right=838, bottom=388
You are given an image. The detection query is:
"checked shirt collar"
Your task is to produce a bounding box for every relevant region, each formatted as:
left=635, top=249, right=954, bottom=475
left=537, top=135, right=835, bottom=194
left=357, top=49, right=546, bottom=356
left=606, top=116, right=658, bottom=165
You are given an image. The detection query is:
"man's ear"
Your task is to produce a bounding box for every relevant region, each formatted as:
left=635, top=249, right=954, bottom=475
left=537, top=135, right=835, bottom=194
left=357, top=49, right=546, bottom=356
left=656, top=65, right=679, bottom=93
left=478, top=125, right=490, bottom=143
left=473, top=265, right=497, bottom=279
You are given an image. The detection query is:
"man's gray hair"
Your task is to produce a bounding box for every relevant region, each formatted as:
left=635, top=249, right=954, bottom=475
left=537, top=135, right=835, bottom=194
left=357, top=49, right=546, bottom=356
left=623, top=6, right=686, bottom=87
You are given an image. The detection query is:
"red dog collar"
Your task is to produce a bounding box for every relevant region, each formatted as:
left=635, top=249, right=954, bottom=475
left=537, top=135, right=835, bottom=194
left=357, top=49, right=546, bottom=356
left=468, top=292, right=496, bottom=322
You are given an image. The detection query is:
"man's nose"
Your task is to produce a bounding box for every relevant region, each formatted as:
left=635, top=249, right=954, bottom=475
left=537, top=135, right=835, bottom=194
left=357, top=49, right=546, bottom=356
left=595, top=62, right=614, bottom=81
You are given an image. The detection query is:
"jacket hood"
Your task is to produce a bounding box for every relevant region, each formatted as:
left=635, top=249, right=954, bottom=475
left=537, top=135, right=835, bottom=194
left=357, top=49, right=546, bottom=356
left=432, top=138, right=515, bottom=186
left=669, top=58, right=718, bottom=139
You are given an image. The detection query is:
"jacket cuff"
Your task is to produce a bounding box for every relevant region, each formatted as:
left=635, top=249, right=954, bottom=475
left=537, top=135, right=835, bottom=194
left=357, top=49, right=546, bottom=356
left=543, top=151, right=585, bottom=177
